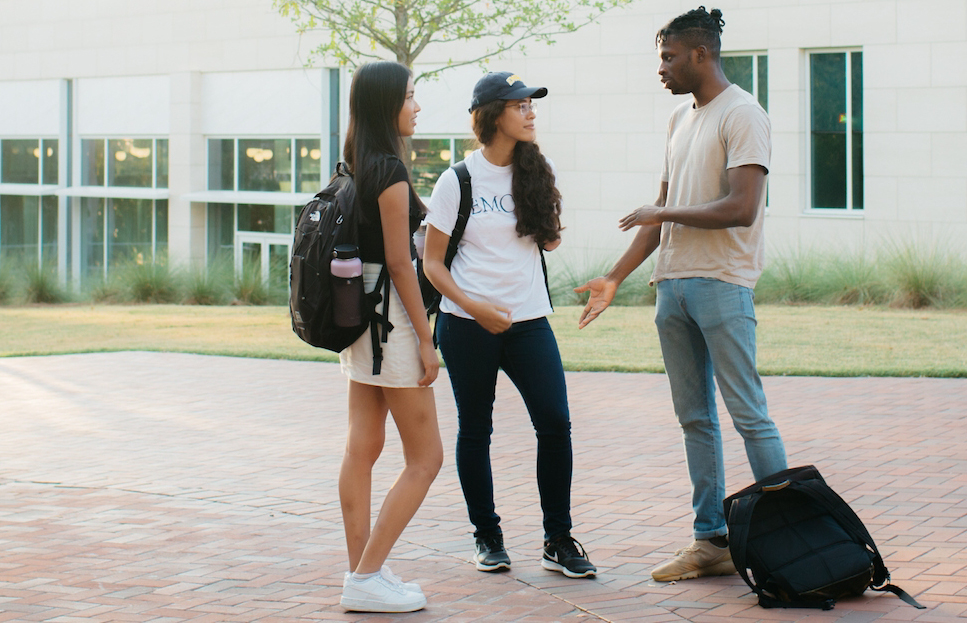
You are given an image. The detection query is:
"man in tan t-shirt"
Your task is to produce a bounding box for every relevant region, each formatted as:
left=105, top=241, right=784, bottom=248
left=576, top=6, right=788, bottom=582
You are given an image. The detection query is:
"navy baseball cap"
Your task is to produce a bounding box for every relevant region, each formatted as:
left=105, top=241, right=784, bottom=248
left=469, top=72, right=548, bottom=112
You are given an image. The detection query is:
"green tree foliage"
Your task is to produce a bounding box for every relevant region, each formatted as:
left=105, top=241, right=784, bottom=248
left=274, top=0, right=633, bottom=80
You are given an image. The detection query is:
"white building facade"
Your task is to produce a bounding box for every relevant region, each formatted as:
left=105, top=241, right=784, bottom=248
left=1, top=0, right=965, bottom=291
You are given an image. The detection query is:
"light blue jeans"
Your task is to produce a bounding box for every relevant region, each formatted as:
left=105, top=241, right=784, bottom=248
left=654, top=278, right=787, bottom=540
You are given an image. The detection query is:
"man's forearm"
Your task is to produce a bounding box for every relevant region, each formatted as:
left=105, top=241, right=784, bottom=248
left=607, top=225, right=660, bottom=284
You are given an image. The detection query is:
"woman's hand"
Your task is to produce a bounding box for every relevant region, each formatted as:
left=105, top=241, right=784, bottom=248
left=543, top=236, right=562, bottom=252
left=469, top=300, right=513, bottom=335
left=417, top=339, right=440, bottom=387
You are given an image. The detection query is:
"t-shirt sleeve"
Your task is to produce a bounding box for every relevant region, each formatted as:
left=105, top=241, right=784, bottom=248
left=381, top=157, right=410, bottom=192
left=424, top=166, right=461, bottom=236
left=724, top=104, right=771, bottom=173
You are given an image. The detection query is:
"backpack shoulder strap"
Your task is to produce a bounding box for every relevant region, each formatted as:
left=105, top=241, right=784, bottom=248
left=446, top=161, right=473, bottom=268
left=790, top=478, right=925, bottom=609
left=540, top=248, right=552, bottom=310
left=368, top=264, right=394, bottom=375
left=726, top=494, right=766, bottom=601
left=727, top=483, right=836, bottom=610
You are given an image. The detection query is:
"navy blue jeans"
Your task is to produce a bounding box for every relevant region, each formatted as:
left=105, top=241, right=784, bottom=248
left=437, top=313, right=573, bottom=540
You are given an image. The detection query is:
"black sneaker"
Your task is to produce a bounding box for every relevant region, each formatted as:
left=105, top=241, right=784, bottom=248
left=541, top=534, right=596, bottom=578
left=474, top=532, right=511, bottom=572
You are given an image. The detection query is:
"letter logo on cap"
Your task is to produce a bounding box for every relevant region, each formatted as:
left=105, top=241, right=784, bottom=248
left=506, top=74, right=523, bottom=86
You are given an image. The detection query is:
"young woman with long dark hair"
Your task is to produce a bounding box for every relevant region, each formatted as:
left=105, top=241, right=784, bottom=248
left=336, top=60, right=442, bottom=613
left=422, top=72, right=596, bottom=579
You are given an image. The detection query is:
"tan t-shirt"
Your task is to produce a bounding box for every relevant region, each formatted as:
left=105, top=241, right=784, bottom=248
left=650, top=84, right=771, bottom=289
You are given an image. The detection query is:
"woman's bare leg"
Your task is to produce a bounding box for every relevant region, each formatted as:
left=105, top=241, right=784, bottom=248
left=354, top=386, right=442, bottom=574
left=340, top=380, right=388, bottom=572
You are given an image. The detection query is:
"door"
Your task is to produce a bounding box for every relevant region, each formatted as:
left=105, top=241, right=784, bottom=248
left=234, top=232, right=292, bottom=293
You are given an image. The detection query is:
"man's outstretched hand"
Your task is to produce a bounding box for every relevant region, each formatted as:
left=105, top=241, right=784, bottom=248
left=574, top=277, right=618, bottom=329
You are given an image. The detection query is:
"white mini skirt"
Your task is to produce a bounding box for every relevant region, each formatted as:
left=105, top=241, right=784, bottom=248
left=339, top=262, right=424, bottom=388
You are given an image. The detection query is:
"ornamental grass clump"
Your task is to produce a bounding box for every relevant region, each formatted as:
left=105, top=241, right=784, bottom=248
left=881, top=241, right=966, bottom=309
left=22, top=263, right=70, bottom=304
left=183, top=260, right=232, bottom=305
left=120, top=261, right=181, bottom=304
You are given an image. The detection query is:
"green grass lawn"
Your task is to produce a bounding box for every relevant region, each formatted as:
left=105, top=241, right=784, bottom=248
left=1, top=304, right=965, bottom=377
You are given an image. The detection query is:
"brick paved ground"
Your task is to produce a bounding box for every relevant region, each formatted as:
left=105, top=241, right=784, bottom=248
left=0, top=351, right=964, bottom=622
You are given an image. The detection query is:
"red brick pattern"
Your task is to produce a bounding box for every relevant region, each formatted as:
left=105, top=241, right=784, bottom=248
left=0, top=352, right=963, bottom=621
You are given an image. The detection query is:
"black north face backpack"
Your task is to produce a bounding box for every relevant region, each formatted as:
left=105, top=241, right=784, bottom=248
left=724, top=465, right=925, bottom=611
left=289, top=163, right=392, bottom=374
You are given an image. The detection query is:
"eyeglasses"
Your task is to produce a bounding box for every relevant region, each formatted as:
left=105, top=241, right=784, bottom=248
left=505, top=102, right=537, bottom=115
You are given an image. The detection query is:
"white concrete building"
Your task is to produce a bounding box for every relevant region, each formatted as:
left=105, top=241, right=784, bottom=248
left=1, top=0, right=965, bottom=292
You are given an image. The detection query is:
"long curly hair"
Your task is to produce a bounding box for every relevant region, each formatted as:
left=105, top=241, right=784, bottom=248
left=471, top=99, right=562, bottom=248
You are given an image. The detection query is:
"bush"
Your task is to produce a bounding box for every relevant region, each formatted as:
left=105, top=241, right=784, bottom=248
left=823, top=251, right=890, bottom=306
left=183, top=261, right=231, bottom=305
left=232, top=258, right=272, bottom=305
left=88, top=273, right=126, bottom=303
left=547, top=253, right=655, bottom=307
left=23, top=264, right=70, bottom=304
left=755, top=250, right=827, bottom=304
left=548, top=241, right=967, bottom=311
left=117, top=261, right=181, bottom=303
left=881, top=241, right=966, bottom=309
left=0, top=267, right=13, bottom=304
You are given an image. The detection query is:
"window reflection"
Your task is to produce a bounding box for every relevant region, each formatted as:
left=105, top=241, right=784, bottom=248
left=237, top=204, right=292, bottom=233
left=295, top=138, right=322, bottom=192
left=108, top=139, right=153, bottom=187
left=1, top=139, right=40, bottom=184
left=81, top=139, right=105, bottom=186
left=208, top=139, right=235, bottom=190
left=0, top=195, right=40, bottom=266
left=239, top=139, right=292, bottom=191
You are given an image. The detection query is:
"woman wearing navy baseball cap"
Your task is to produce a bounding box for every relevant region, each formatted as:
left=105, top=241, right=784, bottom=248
left=422, top=71, right=596, bottom=578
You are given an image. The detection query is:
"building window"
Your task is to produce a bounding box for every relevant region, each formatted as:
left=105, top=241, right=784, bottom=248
left=0, top=195, right=58, bottom=268
left=81, top=138, right=168, bottom=188
left=809, top=50, right=863, bottom=211
left=411, top=137, right=477, bottom=197
left=1, top=138, right=58, bottom=185
left=207, top=137, right=322, bottom=193
left=0, top=138, right=59, bottom=269
left=207, top=203, right=235, bottom=265
left=205, top=202, right=297, bottom=295
left=722, top=53, right=768, bottom=111
left=79, top=198, right=168, bottom=283
left=76, top=137, right=169, bottom=284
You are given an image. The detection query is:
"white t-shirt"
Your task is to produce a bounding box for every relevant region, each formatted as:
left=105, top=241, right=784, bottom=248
left=424, top=149, right=553, bottom=322
left=651, top=84, right=771, bottom=289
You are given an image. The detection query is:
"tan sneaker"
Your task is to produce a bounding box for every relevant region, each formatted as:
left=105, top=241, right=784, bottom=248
left=651, top=539, right=736, bottom=582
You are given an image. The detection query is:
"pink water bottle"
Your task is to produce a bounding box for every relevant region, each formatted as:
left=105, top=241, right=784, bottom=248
left=331, top=244, right=363, bottom=327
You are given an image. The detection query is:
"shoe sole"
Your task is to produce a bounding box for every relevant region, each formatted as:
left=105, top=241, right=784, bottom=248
left=541, top=558, right=596, bottom=578
left=340, top=595, right=427, bottom=613
left=651, top=560, right=736, bottom=582
left=475, top=559, right=511, bottom=572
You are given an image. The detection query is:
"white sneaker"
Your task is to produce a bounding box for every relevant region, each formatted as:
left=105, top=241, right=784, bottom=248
left=380, top=565, right=423, bottom=594
left=342, top=566, right=422, bottom=594
left=340, top=572, right=426, bottom=613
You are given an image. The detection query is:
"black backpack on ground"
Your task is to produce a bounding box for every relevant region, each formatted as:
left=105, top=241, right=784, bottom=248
left=289, top=163, right=392, bottom=374
left=724, top=465, right=925, bottom=611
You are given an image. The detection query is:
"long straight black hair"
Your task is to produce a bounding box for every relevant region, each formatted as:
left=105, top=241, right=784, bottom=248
left=343, top=61, right=412, bottom=206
